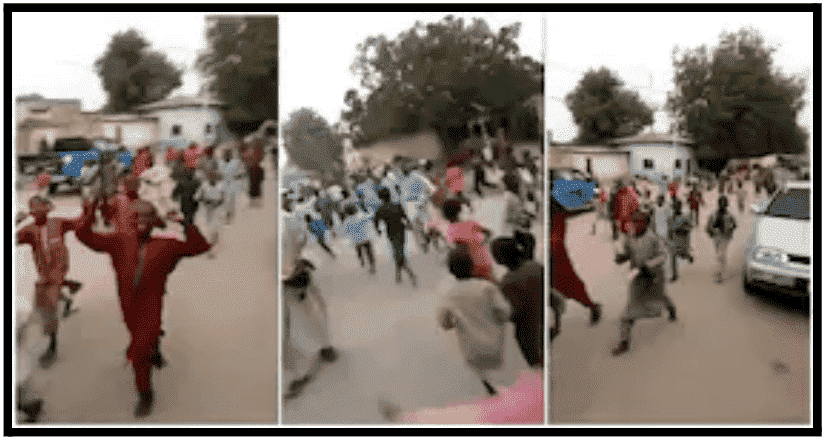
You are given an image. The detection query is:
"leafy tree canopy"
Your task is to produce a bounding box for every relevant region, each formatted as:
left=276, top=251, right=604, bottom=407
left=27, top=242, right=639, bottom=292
left=565, top=67, right=654, bottom=144
left=344, top=15, right=542, bottom=153
left=283, top=108, right=344, bottom=180
left=667, top=27, right=808, bottom=164
left=95, top=29, right=183, bottom=113
left=197, top=15, right=278, bottom=137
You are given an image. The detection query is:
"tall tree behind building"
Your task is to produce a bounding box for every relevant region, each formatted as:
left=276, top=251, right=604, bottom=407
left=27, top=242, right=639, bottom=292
left=283, top=108, right=345, bottom=181
left=345, top=15, right=542, bottom=154
left=667, top=27, right=808, bottom=171
left=565, top=67, right=655, bottom=144
left=197, top=15, right=278, bottom=138
left=95, top=29, right=184, bottom=113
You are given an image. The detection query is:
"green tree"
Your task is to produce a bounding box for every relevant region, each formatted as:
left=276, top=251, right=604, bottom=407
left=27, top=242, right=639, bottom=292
left=283, top=108, right=344, bottom=181
left=565, top=67, right=654, bottom=144
left=667, top=27, right=808, bottom=171
left=94, top=29, right=183, bottom=113
left=197, top=15, right=278, bottom=137
left=346, top=15, right=542, bottom=154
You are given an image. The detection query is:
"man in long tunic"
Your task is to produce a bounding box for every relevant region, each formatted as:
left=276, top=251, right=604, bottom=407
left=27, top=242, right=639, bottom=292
left=75, top=199, right=211, bottom=417
left=611, top=210, right=677, bottom=356
left=16, top=196, right=83, bottom=369
left=220, top=148, right=244, bottom=224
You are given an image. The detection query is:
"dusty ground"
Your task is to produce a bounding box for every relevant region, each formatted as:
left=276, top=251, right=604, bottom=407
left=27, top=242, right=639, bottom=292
left=550, top=184, right=810, bottom=424
left=282, top=189, right=546, bottom=424
left=13, top=156, right=279, bottom=424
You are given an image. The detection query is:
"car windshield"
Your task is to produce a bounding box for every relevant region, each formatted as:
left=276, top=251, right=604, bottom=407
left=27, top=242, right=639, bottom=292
left=764, top=188, right=809, bottom=220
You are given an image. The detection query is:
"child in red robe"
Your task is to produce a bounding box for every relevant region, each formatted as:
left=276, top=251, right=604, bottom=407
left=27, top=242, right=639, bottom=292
left=16, top=196, right=84, bottom=368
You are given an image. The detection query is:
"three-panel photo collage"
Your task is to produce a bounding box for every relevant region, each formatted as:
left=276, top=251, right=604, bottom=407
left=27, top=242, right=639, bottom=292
left=10, top=10, right=814, bottom=431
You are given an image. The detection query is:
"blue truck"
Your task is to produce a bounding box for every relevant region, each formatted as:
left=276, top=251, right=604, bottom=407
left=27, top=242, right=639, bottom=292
left=48, top=137, right=133, bottom=194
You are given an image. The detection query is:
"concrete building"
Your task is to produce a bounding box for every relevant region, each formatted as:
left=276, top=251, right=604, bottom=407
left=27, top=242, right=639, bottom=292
left=84, top=113, right=159, bottom=150
left=612, top=131, right=695, bottom=183
left=134, top=95, right=229, bottom=151
left=549, top=143, right=631, bottom=183
left=15, top=94, right=85, bottom=154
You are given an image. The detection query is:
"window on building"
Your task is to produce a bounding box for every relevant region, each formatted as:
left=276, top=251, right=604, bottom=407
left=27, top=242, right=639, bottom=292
left=675, top=159, right=682, bottom=169
left=172, top=125, right=182, bottom=136
left=205, top=124, right=212, bottom=134
left=586, top=157, right=592, bottom=174
left=643, top=159, right=654, bottom=170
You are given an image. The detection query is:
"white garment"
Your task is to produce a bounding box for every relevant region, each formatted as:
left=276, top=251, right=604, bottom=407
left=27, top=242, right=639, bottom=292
left=281, top=212, right=308, bottom=279
left=196, top=181, right=225, bottom=240
left=139, top=164, right=175, bottom=217
left=439, top=278, right=511, bottom=374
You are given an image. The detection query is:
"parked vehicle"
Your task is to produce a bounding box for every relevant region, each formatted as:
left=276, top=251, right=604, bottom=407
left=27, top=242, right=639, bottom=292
left=549, top=167, right=599, bottom=213
left=48, top=137, right=133, bottom=194
left=743, top=181, right=810, bottom=309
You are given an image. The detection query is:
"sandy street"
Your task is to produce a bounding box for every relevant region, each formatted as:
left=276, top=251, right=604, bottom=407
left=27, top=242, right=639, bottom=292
left=14, top=156, right=279, bottom=424
left=282, top=191, right=545, bottom=424
left=550, top=185, right=810, bottom=424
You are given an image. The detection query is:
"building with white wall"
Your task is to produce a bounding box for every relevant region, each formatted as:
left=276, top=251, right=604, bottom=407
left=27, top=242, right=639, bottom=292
left=84, top=113, right=159, bottom=150
left=135, top=95, right=228, bottom=151
left=612, top=132, right=695, bottom=183
left=549, top=143, right=630, bottom=183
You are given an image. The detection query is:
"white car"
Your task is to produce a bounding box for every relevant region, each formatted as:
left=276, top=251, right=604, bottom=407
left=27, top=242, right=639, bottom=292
left=743, top=181, right=811, bottom=306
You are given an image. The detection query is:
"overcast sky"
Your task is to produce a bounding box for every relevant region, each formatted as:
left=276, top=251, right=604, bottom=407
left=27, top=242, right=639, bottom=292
left=545, top=12, right=814, bottom=143
left=12, top=12, right=216, bottom=112
left=281, top=12, right=544, bottom=128
left=11, top=12, right=812, bottom=146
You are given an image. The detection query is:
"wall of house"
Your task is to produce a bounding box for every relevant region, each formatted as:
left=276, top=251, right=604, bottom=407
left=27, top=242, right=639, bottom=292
left=549, top=147, right=630, bottom=182
left=153, top=107, right=222, bottom=150
left=98, top=121, right=157, bottom=149
left=355, top=130, right=445, bottom=166
left=625, top=143, right=694, bottom=182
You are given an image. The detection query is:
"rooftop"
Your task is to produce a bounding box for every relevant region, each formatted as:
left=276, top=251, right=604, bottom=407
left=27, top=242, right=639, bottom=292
left=134, top=95, right=227, bottom=112
left=611, top=131, right=694, bottom=145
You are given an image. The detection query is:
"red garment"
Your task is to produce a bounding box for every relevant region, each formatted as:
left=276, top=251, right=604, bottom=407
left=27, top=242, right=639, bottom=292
left=445, top=167, right=465, bottom=194
left=446, top=221, right=494, bottom=280
left=166, top=148, right=180, bottom=164
left=688, top=189, right=702, bottom=210
left=109, top=194, right=138, bottom=234
left=550, top=211, right=595, bottom=307
left=36, top=172, right=51, bottom=190
left=243, top=142, right=264, bottom=167
left=668, top=181, right=678, bottom=199
left=75, top=204, right=211, bottom=392
left=132, top=150, right=152, bottom=177
left=615, top=186, right=640, bottom=234
left=183, top=147, right=201, bottom=170
left=17, top=217, right=80, bottom=334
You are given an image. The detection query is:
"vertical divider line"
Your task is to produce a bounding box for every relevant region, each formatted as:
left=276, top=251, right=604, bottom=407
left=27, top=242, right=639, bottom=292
left=276, top=13, right=283, bottom=425
left=542, top=10, right=550, bottom=427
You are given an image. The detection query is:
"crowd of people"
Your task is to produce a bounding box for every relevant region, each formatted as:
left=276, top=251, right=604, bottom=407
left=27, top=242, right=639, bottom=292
left=15, top=138, right=270, bottom=421
left=549, top=167, right=770, bottom=356
left=281, top=132, right=546, bottom=423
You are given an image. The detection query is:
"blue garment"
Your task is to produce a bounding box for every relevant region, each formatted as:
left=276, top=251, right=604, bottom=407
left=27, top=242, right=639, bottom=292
left=400, top=172, right=427, bottom=202
left=308, top=219, right=328, bottom=238
left=356, top=180, right=381, bottom=213
left=343, top=212, right=374, bottom=245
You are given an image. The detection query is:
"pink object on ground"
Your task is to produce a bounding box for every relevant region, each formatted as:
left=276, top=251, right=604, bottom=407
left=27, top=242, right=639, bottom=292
left=398, top=370, right=544, bottom=424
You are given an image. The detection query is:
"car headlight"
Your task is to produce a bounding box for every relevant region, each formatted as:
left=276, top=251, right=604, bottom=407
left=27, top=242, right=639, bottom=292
left=754, top=247, right=788, bottom=264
